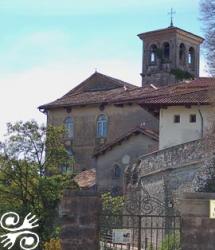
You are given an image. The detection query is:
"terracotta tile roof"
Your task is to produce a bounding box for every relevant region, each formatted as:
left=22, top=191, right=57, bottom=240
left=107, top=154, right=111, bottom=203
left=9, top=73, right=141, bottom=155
left=69, top=72, right=136, bottom=94
left=138, top=26, right=204, bottom=42
left=39, top=72, right=140, bottom=110
left=139, top=77, right=215, bottom=106
left=74, top=168, right=96, bottom=189
left=39, top=75, right=215, bottom=110
left=94, top=126, right=158, bottom=157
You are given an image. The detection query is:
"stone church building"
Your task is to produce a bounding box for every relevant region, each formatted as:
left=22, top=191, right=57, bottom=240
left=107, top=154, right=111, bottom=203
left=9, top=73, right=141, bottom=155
left=39, top=24, right=215, bottom=196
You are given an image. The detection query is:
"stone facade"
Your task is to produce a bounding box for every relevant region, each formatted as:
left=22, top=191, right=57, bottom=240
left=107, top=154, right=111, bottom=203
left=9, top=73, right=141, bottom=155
left=138, top=27, right=204, bottom=86
left=59, top=190, right=215, bottom=250
left=96, top=132, right=158, bottom=194
left=126, top=139, right=214, bottom=210
left=47, top=103, right=158, bottom=171
left=179, top=192, right=215, bottom=250
left=59, top=190, right=101, bottom=250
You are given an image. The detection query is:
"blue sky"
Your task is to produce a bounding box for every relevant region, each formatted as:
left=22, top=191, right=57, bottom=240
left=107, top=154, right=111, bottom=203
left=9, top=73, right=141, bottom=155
left=0, top=0, right=208, bottom=138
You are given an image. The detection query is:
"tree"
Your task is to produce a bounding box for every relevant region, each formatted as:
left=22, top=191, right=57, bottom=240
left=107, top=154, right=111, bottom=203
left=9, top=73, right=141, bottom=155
left=200, top=0, right=215, bottom=76
left=0, top=121, right=77, bottom=247
left=101, top=192, right=124, bottom=214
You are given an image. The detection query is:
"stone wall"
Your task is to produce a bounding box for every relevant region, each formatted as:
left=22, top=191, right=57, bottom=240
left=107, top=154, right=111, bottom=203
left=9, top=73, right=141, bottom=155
left=59, top=190, right=101, bottom=250
left=179, top=192, right=215, bottom=250
left=96, top=133, right=158, bottom=194
left=58, top=189, right=215, bottom=250
left=139, top=28, right=202, bottom=86
left=126, top=139, right=214, bottom=210
left=48, top=103, right=158, bottom=171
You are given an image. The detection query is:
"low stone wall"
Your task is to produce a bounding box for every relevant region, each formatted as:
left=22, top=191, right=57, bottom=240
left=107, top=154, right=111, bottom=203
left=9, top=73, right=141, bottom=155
left=59, top=189, right=101, bottom=250
left=179, top=192, right=215, bottom=250
left=135, top=139, right=210, bottom=177
left=126, top=138, right=215, bottom=211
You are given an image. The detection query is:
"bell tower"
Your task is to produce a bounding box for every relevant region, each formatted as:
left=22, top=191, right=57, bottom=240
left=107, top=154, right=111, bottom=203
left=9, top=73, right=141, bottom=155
left=138, top=25, right=204, bottom=86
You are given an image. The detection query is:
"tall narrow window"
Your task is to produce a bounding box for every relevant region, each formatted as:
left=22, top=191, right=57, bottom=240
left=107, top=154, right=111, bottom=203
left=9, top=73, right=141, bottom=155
left=112, top=165, right=121, bottom=179
left=188, top=47, right=195, bottom=69
left=179, top=43, right=186, bottom=65
left=174, top=115, right=180, bottom=123
left=64, top=116, right=73, bottom=138
left=149, top=44, right=157, bottom=64
left=190, top=114, right=196, bottom=123
left=163, top=42, right=170, bottom=60
left=97, top=114, right=108, bottom=138
left=111, top=186, right=120, bottom=196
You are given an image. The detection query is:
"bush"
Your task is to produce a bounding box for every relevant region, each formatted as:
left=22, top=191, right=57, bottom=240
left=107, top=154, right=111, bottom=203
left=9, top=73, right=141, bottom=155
left=44, top=238, right=62, bottom=250
left=160, top=232, right=181, bottom=250
left=147, top=243, right=154, bottom=250
left=170, top=68, right=194, bottom=81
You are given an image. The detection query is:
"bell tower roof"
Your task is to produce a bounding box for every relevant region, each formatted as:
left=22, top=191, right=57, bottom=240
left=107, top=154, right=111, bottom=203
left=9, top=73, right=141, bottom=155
left=138, top=26, right=204, bottom=44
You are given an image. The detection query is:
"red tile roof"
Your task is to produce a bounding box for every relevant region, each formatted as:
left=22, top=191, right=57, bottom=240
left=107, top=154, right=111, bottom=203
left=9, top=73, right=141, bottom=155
left=39, top=74, right=215, bottom=110
left=138, top=26, right=204, bottom=42
left=74, top=168, right=96, bottom=189
left=139, top=77, right=215, bottom=106
left=39, top=72, right=140, bottom=110
left=94, top=125, right=158, bottom=157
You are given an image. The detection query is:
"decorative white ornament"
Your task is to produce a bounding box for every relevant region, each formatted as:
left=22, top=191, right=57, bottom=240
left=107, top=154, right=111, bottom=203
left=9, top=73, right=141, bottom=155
left=0, top=212, right=39, bottom=250
left=122, top=155, right=130, bottom=165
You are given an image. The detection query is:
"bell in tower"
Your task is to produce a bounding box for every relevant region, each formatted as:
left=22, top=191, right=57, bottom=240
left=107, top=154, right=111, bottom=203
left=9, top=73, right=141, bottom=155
left=138, top=16, right=204, bottom=86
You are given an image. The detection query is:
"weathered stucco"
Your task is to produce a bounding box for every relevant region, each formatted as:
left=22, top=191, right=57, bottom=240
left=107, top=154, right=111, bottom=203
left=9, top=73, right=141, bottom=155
left=47, top=103, right=158, bottom=171
left=159, top=105, right=214, bottom=149
left=96, top=133, right=158, bottom=194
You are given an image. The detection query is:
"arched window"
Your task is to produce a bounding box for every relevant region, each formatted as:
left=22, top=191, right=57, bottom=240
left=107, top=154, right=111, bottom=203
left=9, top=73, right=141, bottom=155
left=66, top=146, right=73, bottom=157
left=64, top=116, right=73, bottom=138
left=163, top=42, right=170, bottom=60
left=179, top=43, right=186, bottom=65
left=97, top=114, right=108, bottom=138
left=188, top=47, right=195, bottom=68
left=149, top=44, right=157, bottom=64
left=111, top=186, right=120, bottom=196
left=113, top=165, right=121, bottom=179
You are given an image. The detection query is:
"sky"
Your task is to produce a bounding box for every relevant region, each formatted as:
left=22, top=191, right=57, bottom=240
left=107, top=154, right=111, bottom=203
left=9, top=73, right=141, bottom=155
left=0, top=0, right=208, bottom=139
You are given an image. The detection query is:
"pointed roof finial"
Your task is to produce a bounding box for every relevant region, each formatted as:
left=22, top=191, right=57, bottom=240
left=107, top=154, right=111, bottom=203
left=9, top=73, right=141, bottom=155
left=168, top=8, right=176, bottom=27
left=94, top=67, right=97, bottom=73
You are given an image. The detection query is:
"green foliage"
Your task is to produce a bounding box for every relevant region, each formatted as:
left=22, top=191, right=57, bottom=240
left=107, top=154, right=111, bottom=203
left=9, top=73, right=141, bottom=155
left=147, top=243, right=154, bottom=250
left=170, top=68, right=194, bottom=81
left=44, top=238, right=62, bottom=250
left=101, top=192, right=124, bottom=214
left=0, top=120, right=78, bottom=246
left=160, top=231, right=181, bottom=250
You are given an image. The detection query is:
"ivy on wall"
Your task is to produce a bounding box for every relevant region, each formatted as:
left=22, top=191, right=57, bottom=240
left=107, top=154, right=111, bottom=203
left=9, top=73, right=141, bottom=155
left=170, top=68, right=194, bottom=81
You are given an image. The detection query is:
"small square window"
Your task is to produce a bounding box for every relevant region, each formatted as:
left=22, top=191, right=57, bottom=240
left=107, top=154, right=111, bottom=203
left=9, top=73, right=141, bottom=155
left=174, top=115, right=180, bottom=123
left=190, top=114, right=196, bottom=123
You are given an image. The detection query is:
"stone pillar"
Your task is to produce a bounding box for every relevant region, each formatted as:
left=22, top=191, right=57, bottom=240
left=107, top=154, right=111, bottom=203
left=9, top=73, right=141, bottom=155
left=59, top=189, right=101, bottom=250
left=179, top=192, right=215, bottom=250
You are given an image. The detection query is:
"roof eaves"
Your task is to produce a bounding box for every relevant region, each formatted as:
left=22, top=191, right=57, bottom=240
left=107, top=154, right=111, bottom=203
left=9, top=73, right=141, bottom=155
left=94, top=127, right=158, bottom=157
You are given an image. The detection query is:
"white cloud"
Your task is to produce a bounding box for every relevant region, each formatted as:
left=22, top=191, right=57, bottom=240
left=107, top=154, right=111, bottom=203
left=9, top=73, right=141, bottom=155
left=0, top=58, right=140, bottom=139
left=200, top=55, right=210, bottom=77
left=0, top=51, right=209, bottom=140
left=0, top=30, right=73, bottom=72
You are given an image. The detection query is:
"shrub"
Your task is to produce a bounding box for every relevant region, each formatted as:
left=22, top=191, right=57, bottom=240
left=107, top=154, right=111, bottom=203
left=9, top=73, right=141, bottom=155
left=160, top=232, right=181, bottom=250
left=44, top=238, right=62, bottom=250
